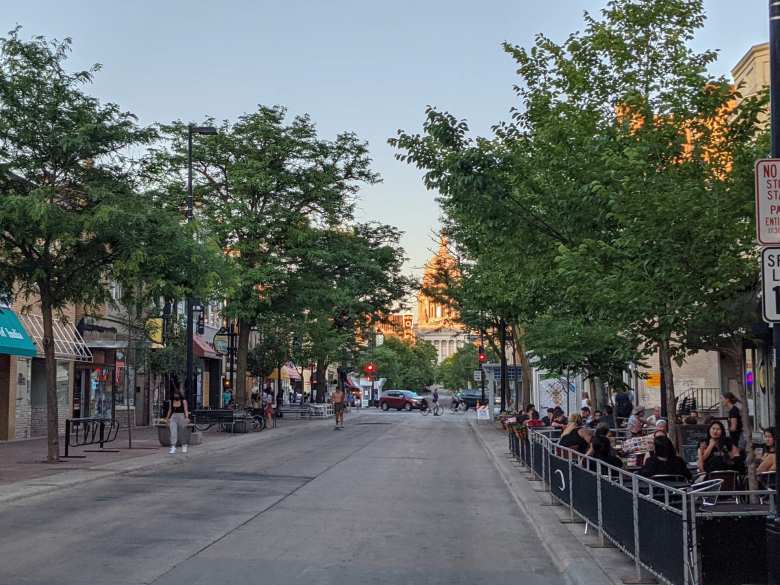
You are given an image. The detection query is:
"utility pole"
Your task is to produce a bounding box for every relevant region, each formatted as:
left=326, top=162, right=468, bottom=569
left=768, top=2, right=780, bottom=579
left=479, top=327, right=486, bottom=404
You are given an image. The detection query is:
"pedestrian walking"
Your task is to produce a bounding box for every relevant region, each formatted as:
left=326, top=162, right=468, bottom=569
left=262, top=385, right=274, bottom=428
left=165, top=388, right=190, bottom=454
left=332, top=386, right=346, bottom=429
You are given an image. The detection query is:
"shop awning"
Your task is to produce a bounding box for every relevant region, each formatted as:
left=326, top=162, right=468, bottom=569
left=286, top=365, right=301, bottom=380
left=193, top=335, right=220, bottom=360
left=17, top=313, right=92, bottom=362
left=0, top=308, right=37, bottom=357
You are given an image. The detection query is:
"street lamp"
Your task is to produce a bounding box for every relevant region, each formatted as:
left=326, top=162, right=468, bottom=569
left=185, top=125, right=217, bottom=409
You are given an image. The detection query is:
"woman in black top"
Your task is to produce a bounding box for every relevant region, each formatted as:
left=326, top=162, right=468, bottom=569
left=698, top=420, right=742, bottom=474
left=639, top=436, right=691, bottom=480
left=165, top=388, right=190, bottom=455
left=559, top=414, right=590, bottom=454
left=589, top=435, right=623, bottom=471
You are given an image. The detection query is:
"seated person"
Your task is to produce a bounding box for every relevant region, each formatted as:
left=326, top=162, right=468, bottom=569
left=639, top=436, right=692, bottom=480
left=580, top=406, right=593, bottom=426
left=698, top=420, right=744, bottom=474
left=559, top=414, right=590, bottom=454
left=526, top=410, right=544, bottom=428
left=589, top=435, right=624, bottom=471
left=757, top=427, right=776, bottom=474
left=601, top=405, right=616, bottom=429
left=541, top=407, right=555, bottom=427
left=653, top=418, right=668, bottom=437
left=551, top=408, right=568, bottom=429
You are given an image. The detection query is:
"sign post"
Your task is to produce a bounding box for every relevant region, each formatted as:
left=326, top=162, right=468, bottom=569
left=762, top=247, right=780, bottom=322
left=755, top=159, right=780, bottom=245
left=765, top=3, right=780, bottom=577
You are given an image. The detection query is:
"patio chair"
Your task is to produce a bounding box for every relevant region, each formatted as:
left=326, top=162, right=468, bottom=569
left=687, top=478, right=724, bottom=507
left=707, top=470, right=740, bottom=503
left=758, top=471, right=776, bottom=504
left=650, top=474, right=688, bottom=483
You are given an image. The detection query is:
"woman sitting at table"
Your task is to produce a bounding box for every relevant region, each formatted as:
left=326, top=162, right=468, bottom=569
left=698, top=420, right=743, bottom=474
left=559, top=414, right=590, bottom=454
left=627, top=406, right=646, bottom=437
left=757, top=427, right=776, bottom=474
left=639, top=436, right=691, bottom=480
left=589, top=434, right=623, bottom=471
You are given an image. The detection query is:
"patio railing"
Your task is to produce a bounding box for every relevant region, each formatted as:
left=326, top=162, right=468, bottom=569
left=508, top=428, right=776, bottom=585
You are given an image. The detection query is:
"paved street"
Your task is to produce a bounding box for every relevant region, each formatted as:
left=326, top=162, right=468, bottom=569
left=0, top=411, right=565, bottom=585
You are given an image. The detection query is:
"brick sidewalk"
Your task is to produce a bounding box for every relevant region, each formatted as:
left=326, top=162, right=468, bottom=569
left=0, top=418, right=309, bottom=486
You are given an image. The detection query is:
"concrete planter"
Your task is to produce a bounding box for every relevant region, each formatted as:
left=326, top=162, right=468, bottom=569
left=155, top=423, right=201, bottom=446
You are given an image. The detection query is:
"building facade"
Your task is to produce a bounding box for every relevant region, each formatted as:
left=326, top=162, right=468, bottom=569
left=414, top=236, right=474, bottom=363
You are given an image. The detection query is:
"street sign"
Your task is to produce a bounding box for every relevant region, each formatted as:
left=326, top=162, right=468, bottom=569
left=473, top=369, right=482, bottom=382
left=755, top=159, right=780, bottom=244
left=762, top=247, right=780, bottom=322
left=212, top=332, right=229, bottom=354
left=476, top=404, right=489, bottom=421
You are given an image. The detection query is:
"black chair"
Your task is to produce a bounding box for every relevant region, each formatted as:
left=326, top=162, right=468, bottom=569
left=707, top=470, right=740, bottom=503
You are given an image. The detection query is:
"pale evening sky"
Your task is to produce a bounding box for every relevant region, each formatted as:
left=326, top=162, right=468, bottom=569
left=3, top=1, right=770, bottom=276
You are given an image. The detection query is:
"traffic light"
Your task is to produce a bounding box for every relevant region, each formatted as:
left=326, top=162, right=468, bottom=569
left=196, top=313, right=205, bottom=335
left=364, top=362, right=377, bottom=375
left=478, top=346, right=487, bottom=364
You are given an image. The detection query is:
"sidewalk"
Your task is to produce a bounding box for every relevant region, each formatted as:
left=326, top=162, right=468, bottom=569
left=470, top=420, right=645, bottom=585
left=0, top=415, right=331, bottom=507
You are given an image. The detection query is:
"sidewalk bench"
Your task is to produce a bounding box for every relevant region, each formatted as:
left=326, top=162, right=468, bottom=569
left=192, top=409, right=243, bottom=432
left=278, top=405, right=312, bottom=419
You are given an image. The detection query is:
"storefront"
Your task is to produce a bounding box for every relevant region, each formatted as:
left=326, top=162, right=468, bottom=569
left=0, top=307, right=38, bottom=440
left=193, top=334, right=222, bottom=409
left=4, top=311, right=91, bottom=439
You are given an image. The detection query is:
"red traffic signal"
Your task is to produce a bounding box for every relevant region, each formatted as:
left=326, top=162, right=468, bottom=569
left=478, top=346, right=487, bottom=363
left=364, top=362, right=377, bottom=374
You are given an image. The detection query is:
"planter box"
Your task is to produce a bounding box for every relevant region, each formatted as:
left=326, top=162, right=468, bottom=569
left=155, top=423, right=199, bottom=446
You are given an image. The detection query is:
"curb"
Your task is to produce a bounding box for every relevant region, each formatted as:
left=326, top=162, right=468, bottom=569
left=469, top=420, right=615, bottom=585
left=0, top=417, right=337, bottom=508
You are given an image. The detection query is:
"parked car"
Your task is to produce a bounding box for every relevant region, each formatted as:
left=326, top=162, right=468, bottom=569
left=459, top=389, right=484, bottom=410
left=379, top=390, right=425, bottom=411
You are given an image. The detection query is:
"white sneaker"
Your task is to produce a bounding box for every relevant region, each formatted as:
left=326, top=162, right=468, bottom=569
left=182, top=444, right=188, bottom=454
left=169, top=447, right=176, bottom=454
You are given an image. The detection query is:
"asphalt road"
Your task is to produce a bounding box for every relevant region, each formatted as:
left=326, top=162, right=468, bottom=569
left=0, top=410, right=565, bottom=585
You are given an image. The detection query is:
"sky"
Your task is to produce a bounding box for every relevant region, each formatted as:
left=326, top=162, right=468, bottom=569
left=3, top=0, right=770, bottom=276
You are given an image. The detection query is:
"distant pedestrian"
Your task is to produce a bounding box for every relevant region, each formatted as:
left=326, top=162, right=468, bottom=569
left=723, top=392, right=743, bottom=449
left=165, top=388, right=189, bottom=454
left=332, top=386, right=346, bottom=429
left=262, top=385, right=274, bottom=428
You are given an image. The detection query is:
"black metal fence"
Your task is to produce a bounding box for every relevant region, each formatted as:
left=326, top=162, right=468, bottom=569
left=508, top=427, right=776, bottom=585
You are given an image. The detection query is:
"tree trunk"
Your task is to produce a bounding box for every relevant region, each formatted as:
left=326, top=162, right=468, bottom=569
left=588, top=376, right=597, bottom=411
left=41, top=296, right=59, bottom=462
left=235, top=318, right=251, bottom=406
left=316, top=362, right=327, bottom=403
left=658, top=337, right=679, bottom=448
left=512, top=325, right=533, bottom=408
left=727, top=342, right=758, bottom=494
left=499, top=318, right=508, bottom=412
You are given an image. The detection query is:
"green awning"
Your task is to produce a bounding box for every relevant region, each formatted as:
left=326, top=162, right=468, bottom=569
left=0, top=308, right=37, bottom=357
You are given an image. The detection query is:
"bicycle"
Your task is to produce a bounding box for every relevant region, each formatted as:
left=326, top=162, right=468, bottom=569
left=449, top=400, right=467, bottom=414
left=422, top=402, right=443, bottom=416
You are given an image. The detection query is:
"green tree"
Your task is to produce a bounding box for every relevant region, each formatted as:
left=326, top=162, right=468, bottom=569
left=359, top=336, right=436, bottom=391
left=285, top=224, right=414, bottom=400
left=148, top=106, right=378, bottom=405
left=437, top=343, right=496, bottom=391
left=0, top=31, right=197, bottom=461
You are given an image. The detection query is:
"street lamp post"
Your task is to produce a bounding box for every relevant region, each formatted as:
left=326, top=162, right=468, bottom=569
left=185, top=124, right=217, bottom=409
